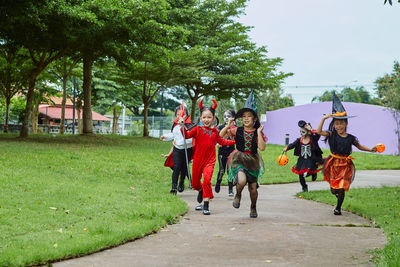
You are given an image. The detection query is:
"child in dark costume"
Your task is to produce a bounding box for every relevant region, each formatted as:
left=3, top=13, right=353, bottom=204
left=180, top=99, right=235, bottom=215
left=317, top=93, right=377, bottom=215
left=161, top=106, right=193, bottom=194
left=220, top=92, right=267, bottom=218
left=215, top=109, right=236, bottom=196
left=284, top=120, right=323, bottom=192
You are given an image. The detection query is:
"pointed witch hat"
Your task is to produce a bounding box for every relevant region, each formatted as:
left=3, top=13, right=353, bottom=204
left=235, top=91, right=261, bottom=128
left=331, top=92, right=356, bottom=119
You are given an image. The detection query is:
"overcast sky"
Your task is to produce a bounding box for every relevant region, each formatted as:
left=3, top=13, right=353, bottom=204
left=238, top=0, right=400, bottom=105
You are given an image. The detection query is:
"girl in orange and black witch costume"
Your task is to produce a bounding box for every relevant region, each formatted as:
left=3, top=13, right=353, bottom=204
left=220, top=92, right=267, bottom=218
left=316, top=93, right=377, bottom=215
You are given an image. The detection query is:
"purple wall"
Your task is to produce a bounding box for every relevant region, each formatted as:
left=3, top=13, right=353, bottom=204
left=263, top=102, right=400, bottom=155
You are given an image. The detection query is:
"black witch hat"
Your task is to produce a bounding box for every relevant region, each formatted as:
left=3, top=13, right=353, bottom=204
left=235, top=91, right=261, bottom=128
left=331, top=92, right=356, bottom=119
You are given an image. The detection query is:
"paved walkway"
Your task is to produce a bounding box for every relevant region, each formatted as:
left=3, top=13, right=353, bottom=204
left=56, top=170, right=400, bottom=267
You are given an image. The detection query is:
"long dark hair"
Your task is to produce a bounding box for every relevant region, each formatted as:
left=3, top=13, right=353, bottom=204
left=323, top=118, right=348, bottom=143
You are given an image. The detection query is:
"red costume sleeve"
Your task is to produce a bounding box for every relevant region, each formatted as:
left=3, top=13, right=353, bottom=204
left=216, top=134, right=236, bottom=146
left=181, top=125, right=197, bottom=139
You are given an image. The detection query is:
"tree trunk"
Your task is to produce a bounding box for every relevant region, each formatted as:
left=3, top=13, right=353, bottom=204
left=112, top=106, right=120, bottom=134
left=143, top=101, right=149, bottom=137
left=20, top=74, right=38, bottom=137
left=60, top=69, right=67, bottom=135
left=31, top=103, right=39, bottom=133
left=190, top=92, right=200, bottom=120
left=82, top=57, right=93, bottom=135
left=77, top=107, right=83, bottom=134
left=3, top=97, right=10, bottom=133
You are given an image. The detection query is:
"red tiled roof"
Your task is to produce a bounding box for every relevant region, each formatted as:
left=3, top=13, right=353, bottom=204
left=39, top=105, right=111, bottom=121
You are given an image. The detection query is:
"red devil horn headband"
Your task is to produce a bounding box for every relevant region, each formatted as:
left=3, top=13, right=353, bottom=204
left=198, top=98, right=218, bottom=110
left=212, top=99, right=217, bottom=109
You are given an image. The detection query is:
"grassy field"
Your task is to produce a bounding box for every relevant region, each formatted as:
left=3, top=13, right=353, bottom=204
left=299, top=187, right=400, bottom=266
left=0, top=134, right=398, bottom=266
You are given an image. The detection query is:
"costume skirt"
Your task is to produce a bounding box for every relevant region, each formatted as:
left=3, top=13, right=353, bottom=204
left=227, top=150, right=264, bottom=185
left=322, top=155, right=355, bottom=192
left=291, top=157, right=322, bottom=176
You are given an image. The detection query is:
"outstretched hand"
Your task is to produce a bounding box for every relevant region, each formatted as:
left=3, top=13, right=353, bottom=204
left=323, top=113, right=333, bottom=119
left=371, top=146, right=378, bottom=153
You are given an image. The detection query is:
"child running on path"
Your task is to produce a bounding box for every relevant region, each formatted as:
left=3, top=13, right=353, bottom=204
left=160, top=106, right=193, bottom=194
left=220, top=92, right=266, bottom=218
left=284, top=120, right=323, bottom=192
left=316, top=93, right=377, bottom=215
left=180, top=99, right=235, bottom=215
left=215, top=109, right=237, bottom=196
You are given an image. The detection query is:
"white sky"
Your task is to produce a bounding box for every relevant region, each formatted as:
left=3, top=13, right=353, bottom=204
left=238, top=0, right=400, bottom=105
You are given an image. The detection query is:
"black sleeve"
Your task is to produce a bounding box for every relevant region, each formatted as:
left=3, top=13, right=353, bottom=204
left=287, top=138, right=300, bottom=151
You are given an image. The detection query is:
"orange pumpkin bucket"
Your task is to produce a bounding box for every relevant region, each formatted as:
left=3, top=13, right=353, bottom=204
left=376, top=143, right=385, bottom=153
left=277, top=154, right=289, bottom=166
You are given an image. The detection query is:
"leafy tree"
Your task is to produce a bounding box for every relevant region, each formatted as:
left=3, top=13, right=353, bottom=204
left=375, top=61, right=400, bottom=111
left=312, top=87, right=381, bottom=105
left=172, top=0, right=291, bottom=118
left=0, top=44, right=30, bottom=132
left=47, top=57, right=81, bottom=134
left=0, top=0, right=92, bottom=137
left=257, top=88, right=294, bottom=113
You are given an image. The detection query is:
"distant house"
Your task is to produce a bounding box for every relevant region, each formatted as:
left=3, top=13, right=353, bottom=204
left=263, top=102, right=400, bottom=155
left=38, top=96, right=111, bottom=126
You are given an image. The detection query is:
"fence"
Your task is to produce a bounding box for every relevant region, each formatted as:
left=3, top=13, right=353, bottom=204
left=0, top=116, right=176, bottom=137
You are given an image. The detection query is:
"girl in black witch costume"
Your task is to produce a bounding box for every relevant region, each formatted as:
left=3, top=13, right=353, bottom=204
left=317, top=93, right=377, bottom=215
left=220, top=92, right=267, bottom=218
left=215, top=109, right=236, bottom=197
left=284, top=120, right=323, bottom=192
left=160, top=105, right=194, bottom=194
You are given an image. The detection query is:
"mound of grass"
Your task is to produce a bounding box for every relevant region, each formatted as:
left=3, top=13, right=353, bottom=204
left=0, top=135, right=186, bottom=266
left=299, top=187, right=400, bottom=266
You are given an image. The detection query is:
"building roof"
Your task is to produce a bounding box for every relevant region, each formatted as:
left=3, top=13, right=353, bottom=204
left=39, top=105, right=111, bottom=121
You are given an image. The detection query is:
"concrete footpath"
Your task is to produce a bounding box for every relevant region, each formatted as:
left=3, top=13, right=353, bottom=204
left=56, top=170, right=400, bottom=267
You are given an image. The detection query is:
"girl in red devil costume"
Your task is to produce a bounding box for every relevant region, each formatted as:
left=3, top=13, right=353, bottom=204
left=179, top=99, right=235, bottom=215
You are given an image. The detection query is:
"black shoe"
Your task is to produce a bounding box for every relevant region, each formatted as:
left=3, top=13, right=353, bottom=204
left=233, top=194, right=241, bottom=208
left=203, top=209, right=210, bottom=215
left=312, top=174, right=317, bottom=181
left=195, top=204, right=203, bottom=211
left=170, top=189, right=177, bottom=195
left=302, top=185, right=308, bottom=192
left=215, top=180, right=221, bottom=193
left=197, top=189, right=203, bottom=203
left=178, top=181, right=184, bottom=192
left=334, top=209, right=342, bottom=215
left=250, top=207, right=258, bottom=218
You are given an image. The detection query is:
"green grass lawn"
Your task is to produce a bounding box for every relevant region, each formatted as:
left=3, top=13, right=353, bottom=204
left=299, top=187, right=400, bottom=266
left=0, top=134, right=398, bottom=266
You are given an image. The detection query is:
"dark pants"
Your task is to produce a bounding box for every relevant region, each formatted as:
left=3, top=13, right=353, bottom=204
left=299, top=175, right=307, bottom=189
left=172, top=146, right=192, bottom=188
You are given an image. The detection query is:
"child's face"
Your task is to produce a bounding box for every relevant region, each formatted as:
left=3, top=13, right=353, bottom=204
left=242, top=111, right=255, bottom=128
left=200, top=109, right=214, bottom=127
left=299, top=128, right=308, bottom=137
left=223, top=111, right=233, bottom=124
left=333, top=119, right=347, bottom=134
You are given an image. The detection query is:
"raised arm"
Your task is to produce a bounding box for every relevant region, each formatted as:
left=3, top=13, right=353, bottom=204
left=316, top=114, right=332, bottom=136
left=219, top=118, right=235, bottom=137
left=257, top=125, right=266, bottom=151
